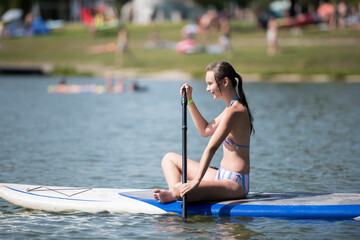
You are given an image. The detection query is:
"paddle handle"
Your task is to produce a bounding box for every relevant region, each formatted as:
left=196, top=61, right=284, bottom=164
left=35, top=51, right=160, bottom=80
left=181, top=87, right=188, bottom=220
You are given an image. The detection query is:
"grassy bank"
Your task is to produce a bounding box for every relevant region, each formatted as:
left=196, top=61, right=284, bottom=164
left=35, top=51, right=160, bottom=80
left=1, top=21, right=359, bottom=81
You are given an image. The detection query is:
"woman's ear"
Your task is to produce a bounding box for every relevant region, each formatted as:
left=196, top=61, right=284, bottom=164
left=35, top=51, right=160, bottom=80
left=223, top=77, right=230, bottom=87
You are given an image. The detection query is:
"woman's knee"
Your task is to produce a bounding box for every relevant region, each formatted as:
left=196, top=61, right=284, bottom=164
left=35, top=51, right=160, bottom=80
left=161, top=152, right=180, bottom=167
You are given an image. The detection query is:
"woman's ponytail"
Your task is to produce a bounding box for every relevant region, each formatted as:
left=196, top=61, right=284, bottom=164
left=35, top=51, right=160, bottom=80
left=236, top=72, right=254, bottom=135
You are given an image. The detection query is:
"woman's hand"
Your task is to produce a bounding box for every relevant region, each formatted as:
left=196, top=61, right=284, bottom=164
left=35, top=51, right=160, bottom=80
left=180, top=83, right=193, bottom=100
left=178, top=179, right=200, bottom=197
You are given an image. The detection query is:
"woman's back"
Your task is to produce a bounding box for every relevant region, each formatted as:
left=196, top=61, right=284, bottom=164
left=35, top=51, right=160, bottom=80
left=221, top=101, right=250, bottom=173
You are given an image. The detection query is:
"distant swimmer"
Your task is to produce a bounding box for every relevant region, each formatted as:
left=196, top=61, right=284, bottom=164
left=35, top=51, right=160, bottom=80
left=47, top=77, right=145, bottom=94
left=56, top=77, right=68, bottom=93
left=267, top=16, right=278, bottom=56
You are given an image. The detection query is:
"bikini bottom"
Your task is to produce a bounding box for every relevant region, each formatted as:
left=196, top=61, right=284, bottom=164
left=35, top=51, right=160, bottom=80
left=215, top=167, right=249, bottom=195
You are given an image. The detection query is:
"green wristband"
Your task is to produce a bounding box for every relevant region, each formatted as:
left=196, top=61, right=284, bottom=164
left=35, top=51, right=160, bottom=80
left=187, top=98, right=193, bottom=105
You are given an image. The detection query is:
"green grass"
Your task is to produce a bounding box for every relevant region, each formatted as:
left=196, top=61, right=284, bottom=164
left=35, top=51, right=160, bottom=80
left=1, top=21, right=359, bottom=80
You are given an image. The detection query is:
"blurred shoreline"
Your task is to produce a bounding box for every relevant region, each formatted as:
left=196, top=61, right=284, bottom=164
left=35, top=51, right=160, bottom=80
left=1, top=61, right=359, bottom=83
left=1, top=21, right=359, bottom=83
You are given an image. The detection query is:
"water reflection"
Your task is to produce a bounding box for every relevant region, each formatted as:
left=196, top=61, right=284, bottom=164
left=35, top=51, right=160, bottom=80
left=154, top=215, right=261, bottom=239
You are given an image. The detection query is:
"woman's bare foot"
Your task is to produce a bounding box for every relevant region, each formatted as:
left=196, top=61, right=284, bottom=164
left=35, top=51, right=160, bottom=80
left=153, top=189, right=176, bottom=203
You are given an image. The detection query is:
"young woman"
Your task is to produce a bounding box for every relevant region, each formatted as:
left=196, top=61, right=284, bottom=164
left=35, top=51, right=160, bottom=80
left=153, top=61, right=254, bottom=203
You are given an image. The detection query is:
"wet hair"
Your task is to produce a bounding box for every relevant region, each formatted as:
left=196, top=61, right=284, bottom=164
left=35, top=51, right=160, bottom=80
left=206, top=61, right=254, bottom=134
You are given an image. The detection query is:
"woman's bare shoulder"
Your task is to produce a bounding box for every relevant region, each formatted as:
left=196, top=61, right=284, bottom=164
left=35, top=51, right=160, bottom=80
left=227, top=103, right=249, bottom=121
left=218, top=103, right=247, bottom=125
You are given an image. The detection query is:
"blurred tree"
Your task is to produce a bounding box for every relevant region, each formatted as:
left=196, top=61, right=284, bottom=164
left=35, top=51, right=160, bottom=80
left=251, top=0, right=360, bottom=16
left=0, top=0, right=31, bottom=16
left=2, top=0, right=360, bottom=20
left=190, top=0, right=252, bottom=10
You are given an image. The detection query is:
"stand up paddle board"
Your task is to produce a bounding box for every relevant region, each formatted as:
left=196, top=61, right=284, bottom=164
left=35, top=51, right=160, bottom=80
left=1, top=183, right=360, bottom=219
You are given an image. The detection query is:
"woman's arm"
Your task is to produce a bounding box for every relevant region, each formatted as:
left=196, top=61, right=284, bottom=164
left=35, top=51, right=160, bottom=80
left=178, top=109, right=237, bottom=196
left=181, top=83, right=222, bottom=137
left=188, top=101, right=223, bottom=137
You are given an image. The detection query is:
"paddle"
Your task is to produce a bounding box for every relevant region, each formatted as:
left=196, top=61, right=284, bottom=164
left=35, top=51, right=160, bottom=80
left=181, top=87, right=188, bottom=221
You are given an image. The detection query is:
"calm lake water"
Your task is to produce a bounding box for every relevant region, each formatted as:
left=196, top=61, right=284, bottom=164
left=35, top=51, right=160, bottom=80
left=0, top=76, right=359, bottom=239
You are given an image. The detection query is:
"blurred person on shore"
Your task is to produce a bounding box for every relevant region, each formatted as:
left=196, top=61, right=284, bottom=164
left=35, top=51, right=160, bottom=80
left=337, top=2, right=348, bottom=30
left=23, top=13, right=33, bottom=36
left=198, top=9, right=219, bottom=44
left=219, top=17, right=231, bottom=52
left=267, top=16, right=278, bottom=56
left=116, top=27, right=129, bottom=65
left=145, top=28, right=164, bottom=50
left=346, top=4, right=360, bottom=30
left=317, top=1, right=336, bottom=30
left=176, top=24, right=202, bottom=54
left=0, top=22, right=3, bottom=38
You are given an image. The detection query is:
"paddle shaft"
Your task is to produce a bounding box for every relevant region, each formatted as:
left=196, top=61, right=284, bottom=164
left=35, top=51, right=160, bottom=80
left=181, top=87, right=188, bottom=220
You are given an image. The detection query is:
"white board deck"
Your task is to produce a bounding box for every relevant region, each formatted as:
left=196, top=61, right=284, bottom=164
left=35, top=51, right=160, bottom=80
left=1, top=183, right=360, bottom=219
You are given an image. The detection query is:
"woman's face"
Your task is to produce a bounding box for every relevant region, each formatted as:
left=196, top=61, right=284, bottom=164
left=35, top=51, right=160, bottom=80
left=205, top=71, right=222, bottom=100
